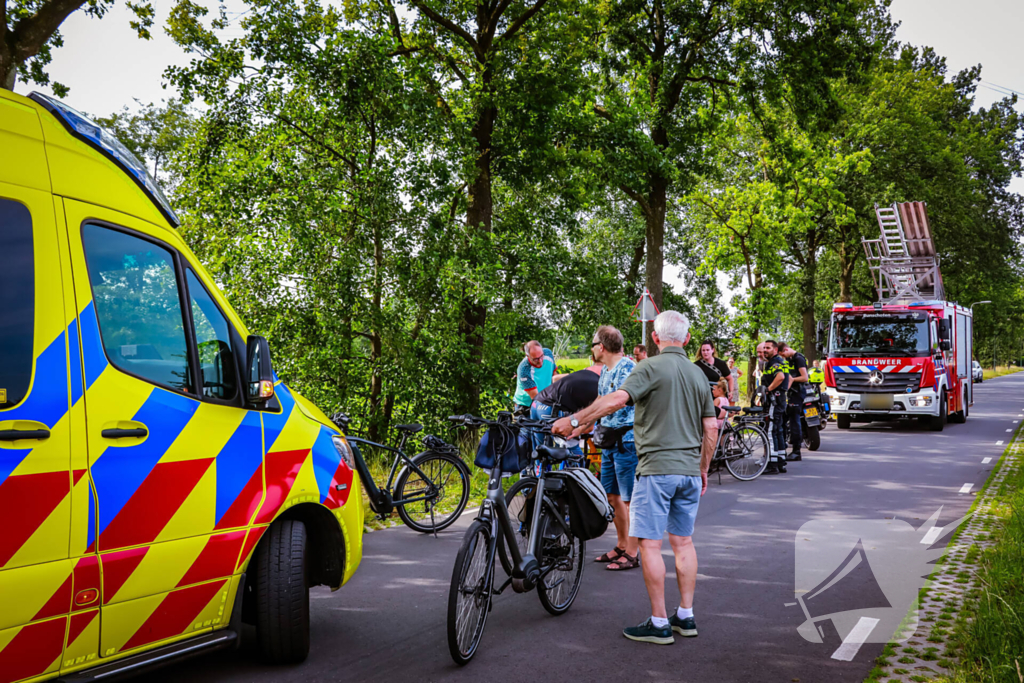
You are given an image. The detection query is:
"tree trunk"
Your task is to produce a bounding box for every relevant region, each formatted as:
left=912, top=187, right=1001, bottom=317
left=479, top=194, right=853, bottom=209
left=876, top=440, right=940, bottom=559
left=457, top=100, right=496, bottom=415
left=367, top=219, right=387, bottom=443
left=644, top=169, right=667, bottom=354
left=838, top=241, right=857, bottom=303
left=1, top=62, right=15, bottom=90
left=800, top=235, right=818, bottom=360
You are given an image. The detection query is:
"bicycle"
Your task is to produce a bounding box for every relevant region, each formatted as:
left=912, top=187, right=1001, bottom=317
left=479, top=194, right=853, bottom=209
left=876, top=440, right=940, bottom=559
left=331, top=413, right=471, bottom=534
left=708, top=405, right=770, bottom=482
left=446, top=412, right=586, bottom=665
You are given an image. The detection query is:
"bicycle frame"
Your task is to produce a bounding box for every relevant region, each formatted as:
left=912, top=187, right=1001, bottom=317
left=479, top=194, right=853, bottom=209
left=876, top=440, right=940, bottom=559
left=345, top=435, right=440, bottom=508
left=477, top=460, right=571, bottom=593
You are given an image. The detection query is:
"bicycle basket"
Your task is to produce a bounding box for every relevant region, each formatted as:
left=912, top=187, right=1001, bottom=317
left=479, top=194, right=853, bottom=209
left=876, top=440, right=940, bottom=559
left=474, top=424, right=531, bottom=474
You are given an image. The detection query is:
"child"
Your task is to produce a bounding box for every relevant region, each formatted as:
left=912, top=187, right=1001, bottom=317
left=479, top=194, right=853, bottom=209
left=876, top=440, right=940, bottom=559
left=713, top=378, right=730, bottom=429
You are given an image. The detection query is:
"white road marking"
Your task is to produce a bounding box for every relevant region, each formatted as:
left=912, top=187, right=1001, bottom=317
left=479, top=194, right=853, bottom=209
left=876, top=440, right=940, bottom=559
left=982, top=457, right=992, bottom=464
left=831, top=617, right=880, bottom=661
left=1007, top=429, right=1013, bottom=433
left=920, top=526, right=942, bottom=545
left=997, top=440, right=1004, bottom=446
left=959, top=483, right=973, bottom=494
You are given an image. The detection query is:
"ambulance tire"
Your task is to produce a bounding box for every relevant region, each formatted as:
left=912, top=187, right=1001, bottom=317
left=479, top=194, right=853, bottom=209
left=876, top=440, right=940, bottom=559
left=929, top=391, right=947, bottom=432
left=256, top=519, right=310, bottom=664
left=837, top=414, right=851, bottom=430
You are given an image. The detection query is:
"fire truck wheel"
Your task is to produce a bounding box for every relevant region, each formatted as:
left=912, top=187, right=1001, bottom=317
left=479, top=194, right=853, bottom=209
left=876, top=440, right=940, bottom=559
left=950, top=387, right=967, bottom=424
left=929, top=391, right=947, bottom=432
left=837, top=414, right=851, bottom=430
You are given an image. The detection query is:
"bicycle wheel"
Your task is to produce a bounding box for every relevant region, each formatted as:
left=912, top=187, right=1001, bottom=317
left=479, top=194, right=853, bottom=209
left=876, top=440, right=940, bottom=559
left=497, top=477, right=536, bottom=577
left=536, top=503, right=585, bottom=616
left=395, top=452, right=471, bottom=533
left=724, top=425, right=770, bottom=481
left=447, top=521, right=493, bottom=665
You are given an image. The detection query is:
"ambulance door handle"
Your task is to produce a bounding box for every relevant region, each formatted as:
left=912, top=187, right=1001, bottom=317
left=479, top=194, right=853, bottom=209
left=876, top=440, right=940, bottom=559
left=102, top=427, right=148, bottom=439
left=0, top=428, right=50, bottom=441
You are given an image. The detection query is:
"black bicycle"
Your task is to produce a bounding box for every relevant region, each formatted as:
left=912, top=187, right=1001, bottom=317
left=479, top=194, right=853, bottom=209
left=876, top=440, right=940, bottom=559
left=709, top=405, right=770, bottom=481
left=446, top=413, right=585, bottom=665
left=332, top=413, right=471, bottom=533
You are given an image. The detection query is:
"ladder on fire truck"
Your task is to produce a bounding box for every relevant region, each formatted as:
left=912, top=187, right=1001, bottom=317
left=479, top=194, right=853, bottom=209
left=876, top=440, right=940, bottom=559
left=862, top=202, right=945, bottom=304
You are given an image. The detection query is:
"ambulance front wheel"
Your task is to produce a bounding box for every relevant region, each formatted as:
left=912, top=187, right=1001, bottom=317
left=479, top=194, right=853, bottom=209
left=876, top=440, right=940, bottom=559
left=256, top=519, right=311, bottom=664
left=837, top=414, right=851, bottom=430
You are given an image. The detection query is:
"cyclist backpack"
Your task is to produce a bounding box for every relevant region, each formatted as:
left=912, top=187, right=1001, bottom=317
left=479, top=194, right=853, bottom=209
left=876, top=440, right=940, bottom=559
left=560, top=467, right=614, bottom=541
left=474, top=424, right=532, bottom=474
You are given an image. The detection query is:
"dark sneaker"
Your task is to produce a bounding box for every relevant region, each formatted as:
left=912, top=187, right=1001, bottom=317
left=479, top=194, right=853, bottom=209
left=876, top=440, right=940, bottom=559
left=787, top=452, right=802, bottom=462
left=669, top=614, right=698, bottom=637
left=623, top=618, right=674, bottom=645
left=777, top=462, right=788, bottom=473
left=764, top=463, right=780, bottom=475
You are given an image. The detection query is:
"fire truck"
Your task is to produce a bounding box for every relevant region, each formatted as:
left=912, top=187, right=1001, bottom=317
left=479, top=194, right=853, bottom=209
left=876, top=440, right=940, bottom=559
left=823, top=203, right=973, bottom=432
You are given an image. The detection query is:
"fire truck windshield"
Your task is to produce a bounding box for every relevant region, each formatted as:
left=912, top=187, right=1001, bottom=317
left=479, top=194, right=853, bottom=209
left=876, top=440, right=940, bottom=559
left=830, top=312, right=930, bottom=357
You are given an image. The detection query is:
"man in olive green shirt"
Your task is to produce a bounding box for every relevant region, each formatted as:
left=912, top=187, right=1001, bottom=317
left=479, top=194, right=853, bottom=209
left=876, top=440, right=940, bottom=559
left=553, top=310, right=718, bottom=645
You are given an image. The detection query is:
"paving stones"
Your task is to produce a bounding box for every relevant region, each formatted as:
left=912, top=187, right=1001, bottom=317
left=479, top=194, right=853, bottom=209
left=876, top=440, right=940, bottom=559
left=871, top=432, right=1022, bottom=683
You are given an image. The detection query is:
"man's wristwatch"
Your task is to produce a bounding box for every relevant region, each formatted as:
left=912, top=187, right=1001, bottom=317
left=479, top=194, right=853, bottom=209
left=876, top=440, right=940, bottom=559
left=570, top=415, right=580, bottom=429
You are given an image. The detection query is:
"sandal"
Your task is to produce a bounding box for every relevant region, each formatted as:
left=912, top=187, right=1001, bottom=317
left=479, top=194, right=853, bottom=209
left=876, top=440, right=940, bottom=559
left=606, top=552, right=640, bottom=571
left=595, top=547, right=625, bottom=563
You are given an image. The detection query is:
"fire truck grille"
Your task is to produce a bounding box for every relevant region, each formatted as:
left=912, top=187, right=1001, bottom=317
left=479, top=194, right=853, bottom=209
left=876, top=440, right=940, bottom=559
left=836, top=373, right=922, bottom=394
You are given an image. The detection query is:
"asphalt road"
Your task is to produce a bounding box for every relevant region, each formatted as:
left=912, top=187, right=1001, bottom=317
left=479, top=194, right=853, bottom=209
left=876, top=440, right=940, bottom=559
left=152, top=372, right=1024, bottom=683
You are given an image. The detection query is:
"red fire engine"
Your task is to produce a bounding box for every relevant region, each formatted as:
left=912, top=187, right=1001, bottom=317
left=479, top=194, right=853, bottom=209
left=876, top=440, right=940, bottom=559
left=823, top=203, right=973, bottom=431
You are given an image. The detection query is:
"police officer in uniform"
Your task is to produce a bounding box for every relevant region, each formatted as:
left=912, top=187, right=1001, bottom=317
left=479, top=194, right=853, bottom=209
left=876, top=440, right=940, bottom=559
left=779, top=342, right=809, bottom=461
left=760, top=340, right=788, bottom=474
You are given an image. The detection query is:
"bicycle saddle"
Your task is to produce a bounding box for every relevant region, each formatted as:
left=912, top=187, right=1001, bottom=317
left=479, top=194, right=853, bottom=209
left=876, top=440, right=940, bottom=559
left=535, top=444, right=572, bottom=462
left=723, top=405, right=742, bottom=413
left=396, top=423, right=423, bottom=433
left=743, top=407, right=764, bottom=414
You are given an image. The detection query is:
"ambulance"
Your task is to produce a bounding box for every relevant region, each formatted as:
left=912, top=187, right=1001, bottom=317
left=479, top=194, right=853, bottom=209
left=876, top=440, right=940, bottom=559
left=0, top=89, right=362, bottom=682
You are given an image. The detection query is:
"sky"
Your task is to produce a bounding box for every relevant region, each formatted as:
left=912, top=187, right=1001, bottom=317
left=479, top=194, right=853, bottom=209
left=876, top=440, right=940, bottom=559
left=12, top=0, right=1024, bottom=301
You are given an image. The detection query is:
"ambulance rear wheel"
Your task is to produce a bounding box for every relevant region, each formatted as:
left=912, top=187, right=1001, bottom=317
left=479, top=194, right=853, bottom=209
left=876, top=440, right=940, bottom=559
left=837, top=414, right=851, bottom=430
left=256, top=519, right=310, bottom=664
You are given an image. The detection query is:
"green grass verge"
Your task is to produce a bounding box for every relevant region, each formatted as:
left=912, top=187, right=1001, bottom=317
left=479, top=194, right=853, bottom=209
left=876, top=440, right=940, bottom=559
left=556, top=357, right=592, bottom=372
left=981, top=365, right=1023, bottom=381
left=927, top=431, right=1024, bottom=683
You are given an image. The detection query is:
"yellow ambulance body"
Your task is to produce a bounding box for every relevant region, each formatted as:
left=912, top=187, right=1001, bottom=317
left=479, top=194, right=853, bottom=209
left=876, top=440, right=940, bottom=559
left=0, top=89, right=362, bottom=682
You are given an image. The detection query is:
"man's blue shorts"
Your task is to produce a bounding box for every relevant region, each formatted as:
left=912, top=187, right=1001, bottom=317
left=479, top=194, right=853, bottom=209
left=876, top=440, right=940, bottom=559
left=600, top=440, right=638, bottom=502
left=629, top=474, right=702, bottom=539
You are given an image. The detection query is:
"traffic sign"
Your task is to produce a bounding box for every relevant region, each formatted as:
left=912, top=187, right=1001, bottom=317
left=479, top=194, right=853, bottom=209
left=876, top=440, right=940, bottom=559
left=631, top=288, right=660, bottom=322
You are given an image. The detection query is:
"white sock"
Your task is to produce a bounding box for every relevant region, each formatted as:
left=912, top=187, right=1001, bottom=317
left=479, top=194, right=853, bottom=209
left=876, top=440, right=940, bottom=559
left=677, top=607, right=693, bottom=620
left=651, top=615, right=669, bottom=628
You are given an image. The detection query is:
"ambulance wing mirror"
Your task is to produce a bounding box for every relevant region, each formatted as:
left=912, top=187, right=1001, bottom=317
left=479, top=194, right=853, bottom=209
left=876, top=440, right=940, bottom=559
left=939, top=340, right=951, bottom=352
left=246, top=335, right=276, bottom=405
left=816, top=320, right=827, bottom=344
left=937, top=319, right=951, bottom=340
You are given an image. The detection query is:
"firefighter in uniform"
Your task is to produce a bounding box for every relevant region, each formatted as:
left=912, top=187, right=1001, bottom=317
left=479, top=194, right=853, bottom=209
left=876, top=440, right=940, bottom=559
left=761, top=340, right=788, bottom=474
left=779, top=342, right=809, bottom=461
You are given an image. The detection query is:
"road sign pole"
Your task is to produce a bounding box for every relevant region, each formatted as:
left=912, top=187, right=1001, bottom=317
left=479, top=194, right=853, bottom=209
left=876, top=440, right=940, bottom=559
left=642, top=319, right=646, bottom=348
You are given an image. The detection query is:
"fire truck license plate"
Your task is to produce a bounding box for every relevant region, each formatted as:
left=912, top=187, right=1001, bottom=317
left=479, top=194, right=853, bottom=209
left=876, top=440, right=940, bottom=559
left=862, top=394, right=894, bottom=411
left=805, top=407, right=818, bottom=418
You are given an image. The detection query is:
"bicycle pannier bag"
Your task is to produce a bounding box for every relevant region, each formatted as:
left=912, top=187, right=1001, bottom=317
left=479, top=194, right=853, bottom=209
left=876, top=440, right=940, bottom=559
left=474, top=425, right=531, bottom=474
left=561, top=467, right=614, bottom=540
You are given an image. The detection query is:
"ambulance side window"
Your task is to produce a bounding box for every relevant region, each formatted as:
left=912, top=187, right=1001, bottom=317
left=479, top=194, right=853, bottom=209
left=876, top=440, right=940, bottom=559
left=82, top=223, right=194, bottom=394
left=0, top=199, right=34, bottom=409
left=185, top=268, right=237, bottom=401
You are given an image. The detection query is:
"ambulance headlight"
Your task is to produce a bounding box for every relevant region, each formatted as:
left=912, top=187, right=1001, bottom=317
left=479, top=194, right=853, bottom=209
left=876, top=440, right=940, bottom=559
left=332, top=435, right=355, bottom=469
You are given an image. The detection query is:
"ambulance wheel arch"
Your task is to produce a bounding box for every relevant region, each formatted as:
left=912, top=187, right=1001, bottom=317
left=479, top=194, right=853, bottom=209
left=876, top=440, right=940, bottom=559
left=240, top=504, right=347, bottom=621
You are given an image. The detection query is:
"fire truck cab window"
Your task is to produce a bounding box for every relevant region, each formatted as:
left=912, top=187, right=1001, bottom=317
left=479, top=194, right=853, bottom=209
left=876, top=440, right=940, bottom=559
left=830, top=313, right=930, bottom=357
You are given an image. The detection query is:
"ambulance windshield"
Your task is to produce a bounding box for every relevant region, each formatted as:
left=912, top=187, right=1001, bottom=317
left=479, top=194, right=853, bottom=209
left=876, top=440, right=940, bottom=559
left=830, top=312, right=930, bottom=357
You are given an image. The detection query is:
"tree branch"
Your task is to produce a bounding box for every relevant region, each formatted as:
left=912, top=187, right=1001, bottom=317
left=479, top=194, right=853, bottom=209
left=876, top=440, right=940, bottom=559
left=10, top=0, right=87, bottom=62
left=619, top=184, right=651, bottom=217
left=409, top=0, right=483, bottom=61
left=498, top=0, right=550, bottom=44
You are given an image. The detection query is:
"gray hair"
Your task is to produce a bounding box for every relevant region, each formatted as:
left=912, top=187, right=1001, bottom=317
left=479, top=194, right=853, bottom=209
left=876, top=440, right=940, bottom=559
left=653, top=310, right=690, bottom=343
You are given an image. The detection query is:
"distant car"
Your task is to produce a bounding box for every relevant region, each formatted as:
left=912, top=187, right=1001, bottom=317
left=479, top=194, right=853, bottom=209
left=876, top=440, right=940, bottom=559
left=973, top=361, right=984, bottom=383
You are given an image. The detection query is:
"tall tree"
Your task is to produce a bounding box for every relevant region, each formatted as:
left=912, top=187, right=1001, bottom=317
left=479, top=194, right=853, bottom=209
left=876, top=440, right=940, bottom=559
left=1, top=0, right=153, bottom=92
left=591, top=0, right=886, bottom=352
